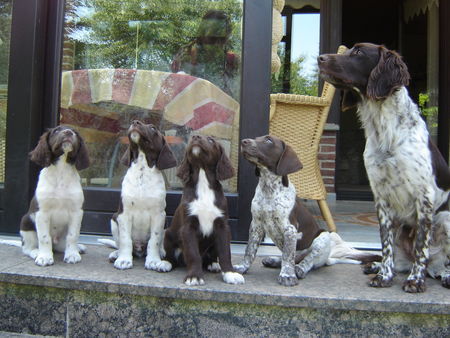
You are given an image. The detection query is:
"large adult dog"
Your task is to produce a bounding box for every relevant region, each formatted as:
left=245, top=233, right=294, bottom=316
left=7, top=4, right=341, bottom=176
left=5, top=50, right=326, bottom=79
left=20, top=126, right=90, bottom=266
left=318, top=43, right=450, bottom=292
left=163, top=134, right=245, bottom=286
left=234, top=135, right=380, bottom=286
left=105, top=120, right=177, bottom=271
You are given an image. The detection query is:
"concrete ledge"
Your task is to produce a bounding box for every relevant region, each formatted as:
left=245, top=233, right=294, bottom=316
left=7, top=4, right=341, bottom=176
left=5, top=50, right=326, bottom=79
left=0, top=244, right=448, bottom=336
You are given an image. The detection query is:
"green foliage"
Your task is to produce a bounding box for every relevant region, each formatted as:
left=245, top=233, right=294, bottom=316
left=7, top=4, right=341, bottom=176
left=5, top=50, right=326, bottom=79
left=67, top=0, right=242, bottom=71
left=271, top=48, right=319, bottom=96
left=418, top=92, right=438, bottom=129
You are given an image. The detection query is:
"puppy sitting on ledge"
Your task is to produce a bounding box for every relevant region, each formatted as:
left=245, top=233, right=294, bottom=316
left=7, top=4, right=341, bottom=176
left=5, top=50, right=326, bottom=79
left=234, top=135, right=380, bottom=286
left=163, top=134, right=244, bottom=286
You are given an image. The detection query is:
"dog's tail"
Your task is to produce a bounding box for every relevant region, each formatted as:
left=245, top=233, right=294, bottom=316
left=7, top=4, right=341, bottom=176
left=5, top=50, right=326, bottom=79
left=0, top=239, right=22, bottom=247
left=327, top=232, right=381, bottom=265
left=97, top=238, right=118, bottom=249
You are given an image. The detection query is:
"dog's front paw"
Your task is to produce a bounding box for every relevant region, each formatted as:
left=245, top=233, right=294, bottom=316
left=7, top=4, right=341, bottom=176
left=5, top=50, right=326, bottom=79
left=222, top=271, right=245, bottom=285
left=207, top=262, right=221, bottom=273
left=403, top=278, right=426, bottom=293
left=145, top=259, right=172, bottom=272
left=233, top=264, right=248, bottom=274
left=35, top=253, right=54, bottom=267
left=184, top=276, right=205, bottom=286
left=278, top=274, right=299, bottom=287
left=64, top=250, right=82, bottom=264
left=369, top=274, right=393, bottom=288
left=295, top=265, right=308, bottom=279
left=363, top=262, right=381, bottom=275
left=114, top=256, right=133, bottom=270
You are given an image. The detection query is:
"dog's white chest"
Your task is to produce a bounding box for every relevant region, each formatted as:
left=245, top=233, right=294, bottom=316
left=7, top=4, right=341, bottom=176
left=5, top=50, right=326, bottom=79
left=188, top=169, right=223, bottom=237
left=121, top=151, right=166, bottom=210
left=36, top=158, right=83, bottom=212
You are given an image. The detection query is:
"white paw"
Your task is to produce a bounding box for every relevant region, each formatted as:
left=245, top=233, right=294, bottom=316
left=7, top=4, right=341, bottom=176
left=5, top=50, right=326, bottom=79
left=145, top=259, right=172, bottom=272
left=24, top=248, right=39, bottom=260
left=77, top=244, right=87, bottom=254
left=207, top=262, right=221, bottom=273
left=222, top=271, right=245, bottom=285
left=184, top=277, right=205, bottom=286
left=114, top=256, right=133, bottom=270
left=64, top=250, right=82, bottom=264
left=233, top=264, right=248, bottom=274
left=108, top=250, right=119, bottom=262
left=35, top=253, right=54, bottom=266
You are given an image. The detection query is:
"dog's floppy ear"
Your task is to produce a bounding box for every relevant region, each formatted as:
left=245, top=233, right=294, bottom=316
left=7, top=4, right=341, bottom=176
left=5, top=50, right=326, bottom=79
left=276, top=142, right=303, bottom=176
left=29, top=131, right=52, bottom=167
left=341, top=90, right=360, bottom=111
left=74, top=132, right=90, bottom=170
left=176, top=156, right=191, bottom=184
left=156, top=138, right=177, bottom=170
left=367, top=46, right=410, bottom=100
left=216, top=144, right=235, bottom=181
left=120, top=145, right=138, bottom=167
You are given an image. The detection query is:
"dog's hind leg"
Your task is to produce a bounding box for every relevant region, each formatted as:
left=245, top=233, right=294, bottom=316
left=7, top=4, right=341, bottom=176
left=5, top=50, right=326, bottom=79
left=20, top=230, right=39, bottom=260
left=262, top=256, right=281, bottom=268
left=295, top=232, right=331, bottom=279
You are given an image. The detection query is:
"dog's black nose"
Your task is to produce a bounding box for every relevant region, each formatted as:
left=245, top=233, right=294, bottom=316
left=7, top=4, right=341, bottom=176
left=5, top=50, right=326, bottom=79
left=192, top=135, right=201, bottom=141
left=131, top=120, right=142, bottom=126
left=241, top=139, right=251, bottom=146
left=62, top=129, right=74, bottom=136
left=317, top=55, right=328, bottom=63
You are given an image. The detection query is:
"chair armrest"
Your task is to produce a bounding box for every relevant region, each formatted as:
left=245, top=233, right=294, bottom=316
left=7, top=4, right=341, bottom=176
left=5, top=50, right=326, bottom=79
left=270, top=93, right=330, bottom=106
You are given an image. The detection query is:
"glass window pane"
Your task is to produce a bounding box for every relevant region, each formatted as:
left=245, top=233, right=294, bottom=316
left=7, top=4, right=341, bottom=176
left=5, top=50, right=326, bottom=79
left=60, top=0, right=243, bottom=192
left=0, top=1, right=13, bottom=185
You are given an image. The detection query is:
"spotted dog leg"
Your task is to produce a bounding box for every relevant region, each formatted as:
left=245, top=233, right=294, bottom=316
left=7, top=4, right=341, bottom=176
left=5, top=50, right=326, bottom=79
left=278, top=224, right=299, bottom=287
left=369, top=201, right=395, bottom=288
left=295, top=232, right=331, bottom=279
left=233, top=220, right=265, bottom=274
left=403, top=195, right=433, bottom=293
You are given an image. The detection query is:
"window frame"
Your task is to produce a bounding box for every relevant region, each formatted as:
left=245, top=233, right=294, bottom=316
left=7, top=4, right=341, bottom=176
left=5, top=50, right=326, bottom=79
left=1, top=0, right=272, bottom=242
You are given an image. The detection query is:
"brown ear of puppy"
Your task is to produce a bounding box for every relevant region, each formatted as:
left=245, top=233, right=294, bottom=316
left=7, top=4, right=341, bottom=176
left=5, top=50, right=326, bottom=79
left=176, top=156, right=191, bottom=184
left=367, top=46, right=410, bottom=100
left=29, top=131, right=52, bottom=167
left=120, top=145, right=138, bottom=167
left=156, top=139, right=177, bottom=170
left=216, top=145, right=235, bottom=181
left=276, top=143, right=303, bottom=177
left=74, top=133, right=90, bottom=170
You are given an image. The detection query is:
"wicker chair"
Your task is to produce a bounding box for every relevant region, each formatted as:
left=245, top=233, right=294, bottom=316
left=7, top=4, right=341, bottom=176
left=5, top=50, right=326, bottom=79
left=269, top=45, right=347, bottom=232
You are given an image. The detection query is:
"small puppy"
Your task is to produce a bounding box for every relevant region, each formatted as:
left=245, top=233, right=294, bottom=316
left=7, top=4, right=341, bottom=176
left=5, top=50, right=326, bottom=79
left=234, top=135, right=380, bottom=286
left=20, top=125, right=90, bottom=266
left=107, top=120, right=177, bottom=271
left=163, top=134, right=245, bottom=285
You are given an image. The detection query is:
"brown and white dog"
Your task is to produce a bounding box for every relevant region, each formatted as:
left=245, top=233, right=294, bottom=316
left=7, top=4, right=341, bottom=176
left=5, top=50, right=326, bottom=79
left=19, top=126, right=90, bottom=266
left=318, top=43, right=450, bottom=292
left=234, top=135, right=380, bottom=286
left=101, top=120, right=177, bottom=271
left=163, top=134, right=245, bottom=285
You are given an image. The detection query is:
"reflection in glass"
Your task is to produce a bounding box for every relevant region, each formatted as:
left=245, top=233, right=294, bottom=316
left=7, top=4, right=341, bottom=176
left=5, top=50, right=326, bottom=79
left=61, top=0, right=243, bottom=192
left=0, top=1, right=12, bottom=185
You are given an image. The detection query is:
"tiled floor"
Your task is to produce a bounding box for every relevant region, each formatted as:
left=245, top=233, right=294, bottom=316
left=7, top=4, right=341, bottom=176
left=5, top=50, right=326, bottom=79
left=305, top=199, right=380, bottom=250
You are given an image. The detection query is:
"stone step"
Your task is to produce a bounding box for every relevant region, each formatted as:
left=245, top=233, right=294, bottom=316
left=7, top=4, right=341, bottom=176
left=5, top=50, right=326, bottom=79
left=0, top=244, right=448, bottom=336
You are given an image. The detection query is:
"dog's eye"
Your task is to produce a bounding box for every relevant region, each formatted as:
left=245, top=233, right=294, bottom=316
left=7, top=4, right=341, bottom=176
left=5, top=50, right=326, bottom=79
left=207, top=137, right=214, bottom=143
left=265, top=137, right=273, bottom=144
left=352, top=48, right=362, bottom=56
left=151, top=126, right=156, bottom=131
